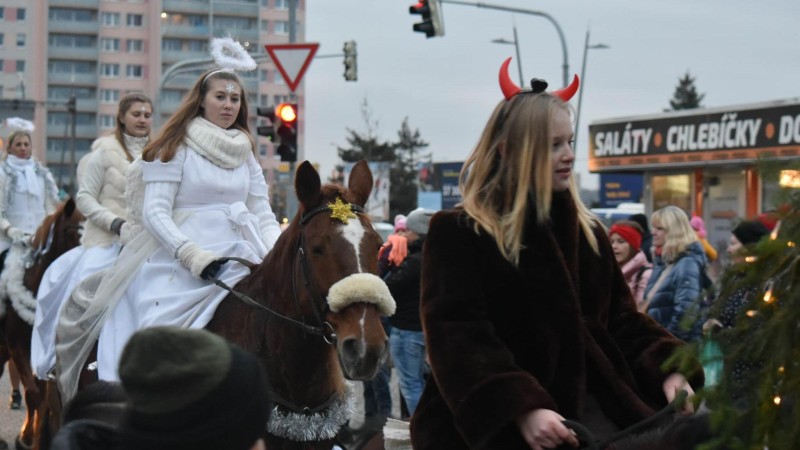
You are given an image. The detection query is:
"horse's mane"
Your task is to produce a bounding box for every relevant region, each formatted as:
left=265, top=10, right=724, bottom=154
left=31, top=201, right=66, bottom=249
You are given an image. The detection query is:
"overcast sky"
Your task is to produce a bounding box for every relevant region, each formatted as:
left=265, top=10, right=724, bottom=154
left=301, top=0, right=800, bottom=189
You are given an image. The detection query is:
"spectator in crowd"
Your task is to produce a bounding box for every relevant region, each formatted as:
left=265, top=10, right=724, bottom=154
left=609, top=220, right=652, bottom=308
left=643, top=206, right=709, bottom=342
left=117, top=327, right=271, bottom=450
left=690, top=215, right=718, bottom=263
left=629, top=213, right=653, bottom=262
left=386, top=208, right=435, bottom=418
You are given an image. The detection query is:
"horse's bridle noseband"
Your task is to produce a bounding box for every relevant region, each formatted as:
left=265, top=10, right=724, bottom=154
left=213, top=201, right=366, bottom=345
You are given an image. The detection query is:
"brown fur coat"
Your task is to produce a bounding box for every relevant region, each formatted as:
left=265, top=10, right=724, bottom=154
left=410, top=193, right=698, bottom=449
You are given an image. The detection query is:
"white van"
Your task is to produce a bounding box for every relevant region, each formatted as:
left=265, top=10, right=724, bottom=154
left=590, top=203, right=645, bottom=227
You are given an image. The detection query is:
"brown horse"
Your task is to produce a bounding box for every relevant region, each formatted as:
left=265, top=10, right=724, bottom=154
left=207, top=160, right=392, bottom=450
left=0, top=198, right=83, bottom=450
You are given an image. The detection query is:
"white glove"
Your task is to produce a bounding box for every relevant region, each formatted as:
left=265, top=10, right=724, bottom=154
left=176, top=242, right=219, bottom=279
left=7, top=227, right=31, bottom=246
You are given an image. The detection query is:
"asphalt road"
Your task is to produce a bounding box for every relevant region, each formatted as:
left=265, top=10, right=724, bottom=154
left=0, top=366, right=22, bottom=449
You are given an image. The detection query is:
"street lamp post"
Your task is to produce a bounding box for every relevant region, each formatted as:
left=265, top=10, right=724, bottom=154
left=491, top=23, right=523, bottom=86
left=574, top=29, right=609, bottom=149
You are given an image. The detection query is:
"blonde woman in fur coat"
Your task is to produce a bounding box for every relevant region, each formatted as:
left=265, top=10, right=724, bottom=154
left=31, top=93, right=153, bottom=379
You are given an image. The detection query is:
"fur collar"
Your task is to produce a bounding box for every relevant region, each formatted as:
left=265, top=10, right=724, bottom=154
left=184, top=117, right=252, bottom=169
left=0, top=245, right=36, bottom=324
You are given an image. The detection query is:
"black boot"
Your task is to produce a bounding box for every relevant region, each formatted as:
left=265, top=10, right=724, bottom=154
left=9, top=389, right=21, bottom=410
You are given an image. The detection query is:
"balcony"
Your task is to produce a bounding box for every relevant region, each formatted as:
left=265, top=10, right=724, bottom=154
left=48, top=72, right=98, bottom=86
left=163, top=0, right=209, bottom=15
left=162, top=24, right=211, bottom=39
left=47, top=124, right=99, bottom=139
left=213, top=27, right=258, bottom=43
left=49, top=0, right=99, bottom=7
left=162, top=49, right=209, bottom=65
left=49, top=46, right=99, bottom=61
left=48, top=20, right=99, bottom=34
left=213, top=1, right=258, bottom=16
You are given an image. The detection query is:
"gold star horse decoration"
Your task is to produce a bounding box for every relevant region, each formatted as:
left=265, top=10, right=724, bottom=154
left=328, top=197, right=358, bottom=224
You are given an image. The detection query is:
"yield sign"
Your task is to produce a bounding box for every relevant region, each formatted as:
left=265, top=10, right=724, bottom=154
left=265, top=43, right=320, bottom=92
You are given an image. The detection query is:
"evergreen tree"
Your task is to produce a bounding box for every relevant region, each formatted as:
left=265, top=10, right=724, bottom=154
left=670, top=162, right=800, bottom=449
left=393, top=117, right=430, bottom=218
left=334, top=100, right=428, bottom=219
left=669, top=71, right=705, bottom=110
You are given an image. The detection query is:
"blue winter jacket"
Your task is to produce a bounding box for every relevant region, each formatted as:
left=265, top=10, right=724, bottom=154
left=643, top=241, right=708, bottom=341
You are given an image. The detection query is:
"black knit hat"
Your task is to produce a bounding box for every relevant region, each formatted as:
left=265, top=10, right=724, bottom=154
left=118, top=327, right=271, bottom=450
left=732, top=220, right=770, bottom=246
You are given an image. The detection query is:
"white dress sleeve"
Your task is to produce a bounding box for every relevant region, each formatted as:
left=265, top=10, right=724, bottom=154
left=43, top=166, right=60, bottom=215
left=245, top=154, right=281, bottom=251
left=76, top=151, right=117, bottom=231
left=0, top=171, right=11, bottom=233
left=141, top=151, right=218, bottom=278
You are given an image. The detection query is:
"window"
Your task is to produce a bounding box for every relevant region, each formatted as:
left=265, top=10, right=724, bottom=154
left=16, top=33, right=24, bottom=48
left=273, top=72, right=284, bottom=84
left=259, top=144, right=268, bottom=157
left=0, top=8, right=4, bottom=20
left=260, top=69, right=268, bottom=82
left=49, top=34, right=96, bottom=48
left=126, top=14, right=143, bottom=27
left=274, top=0, right=288, bottom=9
left=274, top=20, right=289, bottom=35
left=127, top=39, right=143, bottom=53
left=101, top=12, right=120, bottom=27
left=186, top=40, right=206, bottom=52
left=273, top=94, right=289, bottom=105
left=0, top=34, right=4, bottom=47
left=16, top=8, right=26, bottom=21
left=162, top=38, right=182, bottom=51
left=259, top=94, right=269, bottom=106
left=162, top=90, right=183, bottom=102
left=126, top=64, right=143, bottom=79
left=100, top=38, right=120, bottom=52
left=99, top=115, right=116, bottom=128
left=49, top=8, right=96, bottom=22
left=100, top=89, right=119, bottom=104
left=15, top=60, right=24, bottom=73
left=100, top=63, right=120, bottom=78
left=213, top=17, right=256, bottom=31
left=49, top=60, right=96, bottom=75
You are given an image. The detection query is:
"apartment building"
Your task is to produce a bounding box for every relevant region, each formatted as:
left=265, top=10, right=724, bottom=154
left=2, top=0, right=302, bottom=191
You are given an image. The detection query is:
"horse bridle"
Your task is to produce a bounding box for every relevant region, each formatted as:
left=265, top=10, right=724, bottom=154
left=213, top=202, right=367, bottom=345
left=25, top=221, right=83, bottom=269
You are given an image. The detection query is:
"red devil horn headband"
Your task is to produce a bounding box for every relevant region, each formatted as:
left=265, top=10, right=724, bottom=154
left=499, top=57, right=579, bottom=102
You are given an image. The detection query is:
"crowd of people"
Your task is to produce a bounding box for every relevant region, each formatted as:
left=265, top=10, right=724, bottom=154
left=0, top=52, right=783, bottom=450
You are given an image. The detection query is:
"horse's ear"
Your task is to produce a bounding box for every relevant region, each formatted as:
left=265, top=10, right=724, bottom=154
left=348, top=160, right=373, bottom=207
left=64, top=197, right=76, bottom=218
left=295, top=161, right=322, bottom=208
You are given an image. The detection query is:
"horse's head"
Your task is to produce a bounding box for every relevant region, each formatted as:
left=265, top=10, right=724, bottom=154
left=31, top=197, right=84, bottom=260
left=290, top=160, right=395, bottom=380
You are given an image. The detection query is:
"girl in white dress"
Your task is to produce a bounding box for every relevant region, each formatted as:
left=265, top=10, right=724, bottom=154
left=31, top=94, right=153, bottom=379
left=95, top=69, right=282, bottom=380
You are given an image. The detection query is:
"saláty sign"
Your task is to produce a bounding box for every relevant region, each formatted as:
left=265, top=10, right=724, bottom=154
left=588, top=99, right=800, bottom=172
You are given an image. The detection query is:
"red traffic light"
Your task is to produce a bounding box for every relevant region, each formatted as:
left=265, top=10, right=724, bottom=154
left=276, top=103, right=297, bottom=123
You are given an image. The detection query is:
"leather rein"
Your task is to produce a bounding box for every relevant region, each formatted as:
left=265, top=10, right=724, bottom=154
left=212, top=203, right=367, bottom=345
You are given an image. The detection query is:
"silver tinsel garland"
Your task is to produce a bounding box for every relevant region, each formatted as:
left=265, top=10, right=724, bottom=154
left=267, top=381, right=356, bottom=441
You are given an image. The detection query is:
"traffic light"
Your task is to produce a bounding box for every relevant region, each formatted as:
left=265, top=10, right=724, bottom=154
left=275, top=103, right=298, bottom=162
left=256, top=106, right=276, bottom=141
left=343, top=41, right=357, bottom=82
left=409, top=0, right=444, bottom=38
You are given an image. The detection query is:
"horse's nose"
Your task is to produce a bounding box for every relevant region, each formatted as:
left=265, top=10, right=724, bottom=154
left=341, top=337, right=366, bottom=363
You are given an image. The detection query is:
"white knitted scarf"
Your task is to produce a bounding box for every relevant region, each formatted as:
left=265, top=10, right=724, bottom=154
left=5, top=155, right=42, bottom=197
left=184, top=117, right=252, bottom=169
left=123, top=134, right=148, bottom=159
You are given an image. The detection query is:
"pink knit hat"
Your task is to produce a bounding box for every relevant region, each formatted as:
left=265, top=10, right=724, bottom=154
left=690, top=216, right=706, bottom=239
left=394, top=214, right=407, bottom=232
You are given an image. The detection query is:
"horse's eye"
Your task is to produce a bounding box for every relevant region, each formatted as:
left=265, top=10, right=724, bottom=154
left=311, top=246, right=324, bottom=256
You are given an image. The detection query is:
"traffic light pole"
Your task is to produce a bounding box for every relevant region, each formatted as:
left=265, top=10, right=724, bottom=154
left=438, top=0, right=569, bottom=88
left=286, top=0, right=299, bottom=220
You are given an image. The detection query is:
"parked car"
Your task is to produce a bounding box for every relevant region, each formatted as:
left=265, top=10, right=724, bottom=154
left=373, top=222, right=394, bottom=242
left=590, top=203, right=645, bottom=227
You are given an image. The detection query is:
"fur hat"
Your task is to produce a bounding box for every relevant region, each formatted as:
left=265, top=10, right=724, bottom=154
left=732, top=220, right=769, bottom=246
left=118, top=327, right=270, bottom=450
left=405, top=208, right=436, bottom=236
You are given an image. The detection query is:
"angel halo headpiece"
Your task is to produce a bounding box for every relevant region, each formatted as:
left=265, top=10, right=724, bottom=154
left=5, top=117, right=35, bottom=134
left=202, top=37, right=258, bottom=91
left=498, top=57, right=580, bottom=102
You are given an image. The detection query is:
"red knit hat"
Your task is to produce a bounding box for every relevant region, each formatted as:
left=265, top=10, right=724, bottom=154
left=609, top=223, right=642, bottom=252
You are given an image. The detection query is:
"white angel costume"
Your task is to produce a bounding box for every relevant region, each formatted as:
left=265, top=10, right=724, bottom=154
left=31, top=134, right=146, bottom=379
left=0, top=154, right=59, bottom=323
left=92, top=117, right=281, bottom=380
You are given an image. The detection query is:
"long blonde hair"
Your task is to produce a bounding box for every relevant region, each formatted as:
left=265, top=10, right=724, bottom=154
left=143, top=69, right=253, bottom=163
left=651, top=205, right=698, bottom=263
left=459, top=92, right=598, bottom=266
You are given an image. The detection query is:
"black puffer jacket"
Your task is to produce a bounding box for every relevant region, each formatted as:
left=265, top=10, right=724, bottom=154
left=385, top=238, right=424, bottom=331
